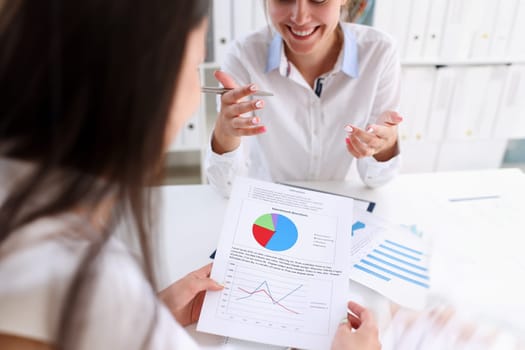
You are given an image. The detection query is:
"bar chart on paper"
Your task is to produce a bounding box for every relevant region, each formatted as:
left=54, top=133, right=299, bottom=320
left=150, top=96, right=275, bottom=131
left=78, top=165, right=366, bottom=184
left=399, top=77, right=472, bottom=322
left=216, top=262, right=331, bottom=335
left=349, top=209, right=431, bottom=309
left=354, top=239, right=430, bottom=289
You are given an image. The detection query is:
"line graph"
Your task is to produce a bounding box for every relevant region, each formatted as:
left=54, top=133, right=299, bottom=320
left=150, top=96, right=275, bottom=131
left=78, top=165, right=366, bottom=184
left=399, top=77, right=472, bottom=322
left=237, top=280, right=303, bottom=314
left=216, top=261, right=332, bottom=335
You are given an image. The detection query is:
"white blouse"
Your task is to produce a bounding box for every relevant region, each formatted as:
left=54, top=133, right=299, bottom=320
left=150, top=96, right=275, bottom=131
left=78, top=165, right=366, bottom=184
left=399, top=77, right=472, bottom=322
left=0, top=158, right=198, bottom=349
left=205, top=22, right=402, bottom=197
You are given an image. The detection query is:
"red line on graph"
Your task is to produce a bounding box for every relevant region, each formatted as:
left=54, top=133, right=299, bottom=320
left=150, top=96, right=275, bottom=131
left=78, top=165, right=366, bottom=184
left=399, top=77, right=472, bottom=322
left=238, top=287, right=300, bottom=314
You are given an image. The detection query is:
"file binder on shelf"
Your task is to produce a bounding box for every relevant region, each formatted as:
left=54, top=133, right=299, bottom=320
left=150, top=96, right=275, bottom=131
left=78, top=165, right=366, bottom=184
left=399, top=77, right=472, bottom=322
left=212, top=0, right=233, bottom=65
left=444, top=66, right=504, bottom=141
left=493, top=64, right=525, bottom=139
left=404, top=0, right=430, bottom=61
left=398, top=67, right=435, bottom=142
left=469, top=0, right=498, bottom=59
left=507, top=0, right=525, bottom=60
left=489, top=0, right=518, bottom=60
left=232, top=0, right=253, bottom=41
left=439, top=0, right=479, bottom=60
left=421, top=0, right=448, bottom=60
left=426, top=67, right=456, bottom=142
left=168, top=112, right=203, bottom=152
left=372, top=0, right=411, bottom=56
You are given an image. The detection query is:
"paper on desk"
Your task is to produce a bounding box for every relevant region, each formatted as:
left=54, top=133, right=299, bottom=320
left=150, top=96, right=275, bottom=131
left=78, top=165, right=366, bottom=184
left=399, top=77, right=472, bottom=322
left=349, top=209, right=431, bottom=310
left=197, top=177, right=353, bottom=350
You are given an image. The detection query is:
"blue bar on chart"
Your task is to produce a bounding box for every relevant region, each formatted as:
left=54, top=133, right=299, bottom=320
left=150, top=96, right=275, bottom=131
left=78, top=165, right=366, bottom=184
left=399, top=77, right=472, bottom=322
left=353, top=239, right=430, bottom=288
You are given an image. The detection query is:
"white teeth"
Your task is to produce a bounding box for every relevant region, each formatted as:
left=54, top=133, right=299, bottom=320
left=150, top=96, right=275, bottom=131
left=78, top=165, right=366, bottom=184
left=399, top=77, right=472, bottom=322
left=291, top=28, right=315, bottom=37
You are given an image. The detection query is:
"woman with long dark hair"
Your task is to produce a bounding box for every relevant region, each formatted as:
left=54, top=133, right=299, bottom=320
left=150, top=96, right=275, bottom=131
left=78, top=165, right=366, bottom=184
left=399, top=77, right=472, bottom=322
left=0, top=1, right=221, bottom=348
left=0, top=0, right=379, bottom=349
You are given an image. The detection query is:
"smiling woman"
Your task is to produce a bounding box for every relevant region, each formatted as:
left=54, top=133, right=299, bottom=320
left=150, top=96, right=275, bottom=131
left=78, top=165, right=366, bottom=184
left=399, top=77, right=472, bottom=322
left=206, top=0, right=404, bottom=197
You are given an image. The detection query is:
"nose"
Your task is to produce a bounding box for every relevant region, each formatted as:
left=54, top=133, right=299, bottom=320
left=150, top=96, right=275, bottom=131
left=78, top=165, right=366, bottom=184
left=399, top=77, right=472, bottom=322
left=290, top=0, right=311, bottom=25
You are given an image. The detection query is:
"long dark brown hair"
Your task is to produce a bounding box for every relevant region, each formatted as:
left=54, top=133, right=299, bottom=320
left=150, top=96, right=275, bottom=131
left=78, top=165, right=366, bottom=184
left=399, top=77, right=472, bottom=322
left=0, top=0, right=209, bottom=348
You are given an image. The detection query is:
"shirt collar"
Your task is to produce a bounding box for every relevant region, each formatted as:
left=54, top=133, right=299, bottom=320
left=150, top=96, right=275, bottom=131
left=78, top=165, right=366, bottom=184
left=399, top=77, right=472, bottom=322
left=265, top=23, right=359, bottom=78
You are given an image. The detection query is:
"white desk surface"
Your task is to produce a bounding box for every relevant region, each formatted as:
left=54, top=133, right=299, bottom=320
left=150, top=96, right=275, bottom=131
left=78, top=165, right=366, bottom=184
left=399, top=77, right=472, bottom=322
left=157, top=168, right=525, bottom=346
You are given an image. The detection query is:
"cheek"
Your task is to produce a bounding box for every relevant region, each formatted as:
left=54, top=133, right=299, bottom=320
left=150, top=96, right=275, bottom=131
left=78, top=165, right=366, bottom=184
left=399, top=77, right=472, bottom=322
left=268, top=5, right=287, bottom=24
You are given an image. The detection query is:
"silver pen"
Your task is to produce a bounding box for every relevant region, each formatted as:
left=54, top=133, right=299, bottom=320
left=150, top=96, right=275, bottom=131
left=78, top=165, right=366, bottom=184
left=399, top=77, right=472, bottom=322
left=201, top=86, right=274, bottom=96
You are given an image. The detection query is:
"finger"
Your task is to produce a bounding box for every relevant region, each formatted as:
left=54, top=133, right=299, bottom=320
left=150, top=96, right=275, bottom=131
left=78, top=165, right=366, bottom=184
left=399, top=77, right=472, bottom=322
left=347, top=134, right=371, bottom=157
left=189, top=277, right=224, bottom=295
left=347, top=301, right=366, bottom=318
left=214, top=70, right=259, bottom=103
left=348, top=302, right=378, bottom=331
left=364, top=124, right=387, bottom=140
left=231, top=115, right=262, bottom=129
left=191, top=263, right=213, bottom=278
left=214, top=70, right=238, bottom=89
left=377, top=110, right=403, bottom=126
left=225, top=99, right=264, bottom=117
left=236, top=125, right=267, bottom=136
left=349, top=126, right=376, bottom=144
left=346, top=136, right=366, bottom=158
left=190, top=291, right=206, bottom=322
left=347, top=312, right=361, bottom=329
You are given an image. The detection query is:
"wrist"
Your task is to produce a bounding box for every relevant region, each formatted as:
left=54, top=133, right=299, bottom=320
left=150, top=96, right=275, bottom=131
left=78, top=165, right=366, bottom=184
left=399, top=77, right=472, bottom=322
left=373, top=140, right=399, bottom=162
left=211, top=129, right=240, bottom=155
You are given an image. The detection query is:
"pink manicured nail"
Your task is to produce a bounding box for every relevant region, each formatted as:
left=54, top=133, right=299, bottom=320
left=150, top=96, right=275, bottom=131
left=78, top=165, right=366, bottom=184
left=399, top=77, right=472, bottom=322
left=251, top=117, right=260, bottom=125
left=367, top=127, right=374, bottom=133
left=345, top=137, right=351, bottom=144
left=260, top=126, right=267, bottom=133
left=249, top=84, right=258, bottom=91
left=344, top=125, right=353, bottom=133
left=255, top=100, right=264, bottom=108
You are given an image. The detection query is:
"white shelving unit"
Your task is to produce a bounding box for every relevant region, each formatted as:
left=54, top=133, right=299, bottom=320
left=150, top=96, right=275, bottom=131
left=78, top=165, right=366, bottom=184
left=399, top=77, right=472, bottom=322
left=374, top=0, right=525, bottom=173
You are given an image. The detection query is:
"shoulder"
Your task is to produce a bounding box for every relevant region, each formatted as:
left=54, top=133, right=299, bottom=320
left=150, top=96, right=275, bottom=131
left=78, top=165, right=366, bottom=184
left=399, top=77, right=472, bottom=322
left=229, top=26, right=274, bottom=55
left=0, top=215, right=192, bottom=348
left=343, top=22, right=398, bottom=54
left=0, top=215, right=91, bottom=343
left=223, top=26, right=274, bottom=72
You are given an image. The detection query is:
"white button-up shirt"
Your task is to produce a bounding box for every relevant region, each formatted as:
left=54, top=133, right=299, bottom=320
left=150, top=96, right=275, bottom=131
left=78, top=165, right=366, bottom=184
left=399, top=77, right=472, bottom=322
left=205, top=23, right=401, bottom=196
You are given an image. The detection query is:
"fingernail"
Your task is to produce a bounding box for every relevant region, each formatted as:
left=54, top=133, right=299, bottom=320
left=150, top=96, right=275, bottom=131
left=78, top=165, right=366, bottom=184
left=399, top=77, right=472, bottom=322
left=345, top=137, right=351, bottom=144
left=249, top=84, right=258, bottom=91
left=344, top=125, right=353, bottom=133
left=255, top=100, right=264, bottom=108
left=367, top=127, right=374, bottom=133
left=260, top=126, right=267, bottom=133
left=251, top=116, right=260, bottom=125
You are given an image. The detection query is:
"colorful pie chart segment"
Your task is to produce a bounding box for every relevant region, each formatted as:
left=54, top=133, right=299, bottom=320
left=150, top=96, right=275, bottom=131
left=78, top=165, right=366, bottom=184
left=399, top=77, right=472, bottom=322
left=252, top=213, right=298, bottom=251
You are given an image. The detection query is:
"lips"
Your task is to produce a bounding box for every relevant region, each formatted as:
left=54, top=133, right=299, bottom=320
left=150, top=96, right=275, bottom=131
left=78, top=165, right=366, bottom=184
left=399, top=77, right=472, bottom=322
left=288, top=26, right=319, bottom=39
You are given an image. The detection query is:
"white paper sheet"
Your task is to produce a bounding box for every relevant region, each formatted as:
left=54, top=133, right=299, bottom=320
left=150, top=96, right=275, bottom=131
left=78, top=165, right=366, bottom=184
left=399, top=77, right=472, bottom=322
left=349, top=209, right=431, bottom=310
left=197, top=177, right=353, bottom=350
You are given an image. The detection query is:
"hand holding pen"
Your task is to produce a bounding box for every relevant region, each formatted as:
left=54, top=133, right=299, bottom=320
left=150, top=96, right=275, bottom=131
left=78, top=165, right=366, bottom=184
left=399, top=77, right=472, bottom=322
left=210, top=70, right=269, bottom=155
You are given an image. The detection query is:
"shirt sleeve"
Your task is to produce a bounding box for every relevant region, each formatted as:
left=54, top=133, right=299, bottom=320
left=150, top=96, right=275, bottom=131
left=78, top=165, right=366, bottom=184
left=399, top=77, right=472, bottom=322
left=357, top=37, right=402, bottom=188
left=204, top=42, right=253, bottom=197
left=204, top=140, right=248, bottom=197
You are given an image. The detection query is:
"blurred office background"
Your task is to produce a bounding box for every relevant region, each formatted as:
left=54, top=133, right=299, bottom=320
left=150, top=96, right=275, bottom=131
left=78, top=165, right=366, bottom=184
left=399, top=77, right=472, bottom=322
left=165, top=0, right=525, bottom=184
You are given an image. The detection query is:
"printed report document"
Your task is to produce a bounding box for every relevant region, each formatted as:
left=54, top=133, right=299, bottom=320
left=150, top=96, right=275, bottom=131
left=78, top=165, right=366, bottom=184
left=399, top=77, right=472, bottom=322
left=197, top=177, right=354, bottom=350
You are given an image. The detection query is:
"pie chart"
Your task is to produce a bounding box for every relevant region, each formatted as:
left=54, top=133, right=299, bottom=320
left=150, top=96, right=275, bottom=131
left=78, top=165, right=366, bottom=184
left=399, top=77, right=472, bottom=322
left=252, top=213, right=298, bottom=251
